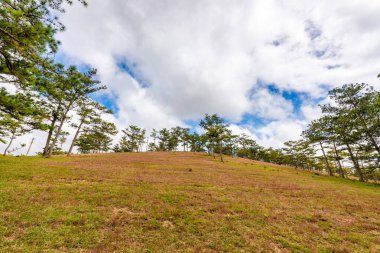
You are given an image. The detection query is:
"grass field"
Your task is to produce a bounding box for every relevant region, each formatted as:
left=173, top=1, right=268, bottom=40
left=0, top=152, right=379, bottom=252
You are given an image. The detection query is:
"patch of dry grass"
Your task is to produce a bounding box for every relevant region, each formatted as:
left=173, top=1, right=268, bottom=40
left=0, top=152, right=379, bottom=252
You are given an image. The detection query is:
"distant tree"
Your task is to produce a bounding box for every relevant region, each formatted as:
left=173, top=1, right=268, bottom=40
left=282, top=140, right=321, bottom=170
left=200, top=114, right=230, bottom=162
left=236, top=134, right=263, bottom=160
left=169, top=126, right=184, bottom=151
left=75, top=120, right=117, bottom=154
left=177, top=127, right=191, bottom=151
left=67, top=99, right=112, bottom=156
left=157, top=128, right=172, bottom=151
left=260, top=147, right=286, bottom=164
left=149, top=128, right=159, bottom=151
left=1, top=116, right=27, bottom=155
left=118, top=125, right=146, bottom=152
left=112, top=144, right=122, bottom=153
left=222, top=131, right=238, bottom=156
left=303, top=118, right=334, bottom=176
left=188, top=132, right=206, bottom=152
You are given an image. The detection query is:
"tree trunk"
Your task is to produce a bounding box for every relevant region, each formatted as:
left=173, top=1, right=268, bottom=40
left=219, top=143, right=224, bottom=163
left=359, top=117, right=380, bottom=155
left=319, top=141, right=333, bottom=176
left=132, top=137, right=135, bottom=152
left=67, top=120, right=84, bottom=156
left=43, top=101, right=64, bottom=156
left=47, top=109, right=70, bottom=157
left=26, top=138, right=34, bottom=156
left=332, top=141, right=345, bottom=178
left=47, top=98, right=77, bottom=157
left=43, top=115, right=57, bottom=156
left=345, top=143, right=365, bottom=182
left=368, top=134, right=380, bottom=155
left=3, top=131, right=15, bottom=156
left=47, top=120, right=64, bottom=157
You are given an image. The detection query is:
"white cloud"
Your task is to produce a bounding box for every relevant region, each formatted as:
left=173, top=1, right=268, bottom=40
left=228, top=124, right=258, bottom=140
left=3, top=0, right=380, bottom=154
left=301, top=104, right=322, bottom=123
left=254, top=119, right=307, bottom=148
left=249, top=88, right=294, bottom=120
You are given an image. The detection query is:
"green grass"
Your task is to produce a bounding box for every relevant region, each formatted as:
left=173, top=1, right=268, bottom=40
left=0, top=152, right=379, bottom=252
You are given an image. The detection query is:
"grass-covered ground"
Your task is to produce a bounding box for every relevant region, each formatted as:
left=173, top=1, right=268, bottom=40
left=0, top=152, right=379, bottom=252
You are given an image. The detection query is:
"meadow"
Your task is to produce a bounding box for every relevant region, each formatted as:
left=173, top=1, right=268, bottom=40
left=0, top=152, right=379, bottom=252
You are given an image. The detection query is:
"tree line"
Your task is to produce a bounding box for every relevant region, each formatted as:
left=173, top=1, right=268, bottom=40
left=1, top=1, right=378, bottom=182
left=300, top=83, right=379, bottom=182
left=89, top=83, right=379, bottom=182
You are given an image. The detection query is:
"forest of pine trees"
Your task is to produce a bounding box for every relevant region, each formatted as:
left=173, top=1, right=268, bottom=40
left=0, top=0, right=379, bottom=182
left=109, top=87, right=379, bottom=182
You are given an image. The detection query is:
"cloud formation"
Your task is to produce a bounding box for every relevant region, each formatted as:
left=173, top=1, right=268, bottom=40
left=2, top=0, right=380, bottom=155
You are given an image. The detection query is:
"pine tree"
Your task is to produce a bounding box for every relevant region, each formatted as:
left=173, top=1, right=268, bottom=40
left=67, top=99, right=112, bottom=156
left=200, top=114, right=230, bottom=162
left=75, top=120, right=117, bottom=154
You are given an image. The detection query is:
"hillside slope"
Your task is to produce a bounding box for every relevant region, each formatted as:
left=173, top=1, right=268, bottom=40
left=0, top=152, right=379, bottom=252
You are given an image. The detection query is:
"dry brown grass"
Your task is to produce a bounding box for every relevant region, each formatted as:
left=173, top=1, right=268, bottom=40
left=0, top=152, right=379, bottom=252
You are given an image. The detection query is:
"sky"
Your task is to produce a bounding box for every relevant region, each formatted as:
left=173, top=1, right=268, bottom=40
left=2, top=0, right=380, bottom=155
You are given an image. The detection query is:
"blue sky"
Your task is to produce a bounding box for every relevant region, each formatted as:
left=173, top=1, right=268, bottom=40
left=53, top=0, right=380, bottom=148
left=4, top=0, right=379, bottom=155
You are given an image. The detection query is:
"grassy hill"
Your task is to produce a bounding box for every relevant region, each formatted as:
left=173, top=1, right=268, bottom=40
left=0, top=152, right=379, bottom=252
